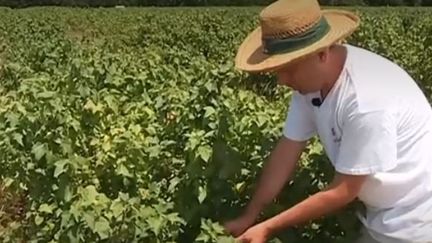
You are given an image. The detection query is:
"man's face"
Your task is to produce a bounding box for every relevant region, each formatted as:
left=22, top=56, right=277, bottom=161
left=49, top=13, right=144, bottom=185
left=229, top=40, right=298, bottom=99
left=275, top=51, right=327, bottom=94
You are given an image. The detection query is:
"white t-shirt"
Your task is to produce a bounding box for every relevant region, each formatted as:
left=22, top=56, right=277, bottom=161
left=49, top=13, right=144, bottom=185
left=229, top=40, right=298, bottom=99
left=283, top=44, right=432, bottom=243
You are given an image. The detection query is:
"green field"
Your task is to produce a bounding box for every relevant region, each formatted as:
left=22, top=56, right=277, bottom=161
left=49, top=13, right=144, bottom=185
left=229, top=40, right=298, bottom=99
left=0, top=6, right=432, bottom=242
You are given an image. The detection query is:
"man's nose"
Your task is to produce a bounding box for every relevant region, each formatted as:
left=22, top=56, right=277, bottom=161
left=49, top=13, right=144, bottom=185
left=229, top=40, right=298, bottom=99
left=277, top=74, right=286, bottom=84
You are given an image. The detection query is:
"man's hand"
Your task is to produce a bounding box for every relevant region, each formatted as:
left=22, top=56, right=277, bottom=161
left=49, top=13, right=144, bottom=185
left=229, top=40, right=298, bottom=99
left=223, top=213, right=256, bottom=237
left=235, top=223, right=271, bottom=243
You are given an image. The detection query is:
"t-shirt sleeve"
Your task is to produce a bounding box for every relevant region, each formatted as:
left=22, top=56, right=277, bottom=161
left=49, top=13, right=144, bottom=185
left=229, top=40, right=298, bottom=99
left=282, top=92, right=316, bottom=142
left=335, top=110, right=398, bottom=175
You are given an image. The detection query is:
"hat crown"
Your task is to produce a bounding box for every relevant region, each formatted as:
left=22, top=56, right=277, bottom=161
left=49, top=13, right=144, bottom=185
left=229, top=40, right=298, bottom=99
left=260, top=0, right=322, bottom=39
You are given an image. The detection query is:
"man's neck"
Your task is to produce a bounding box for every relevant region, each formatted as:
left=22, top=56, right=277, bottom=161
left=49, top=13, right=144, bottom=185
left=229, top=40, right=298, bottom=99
left=320, top=44, right=347, bottom=100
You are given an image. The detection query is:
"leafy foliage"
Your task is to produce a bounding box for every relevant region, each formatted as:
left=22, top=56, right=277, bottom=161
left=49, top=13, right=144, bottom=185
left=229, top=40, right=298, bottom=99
left=1, top=0, right=432, bottom=7
left=0, top=6, right=431, bottom=242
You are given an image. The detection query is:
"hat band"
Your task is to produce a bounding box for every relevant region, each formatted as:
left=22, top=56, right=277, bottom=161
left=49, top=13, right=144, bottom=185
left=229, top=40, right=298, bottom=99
left=262, top=17, right=330, bottom=55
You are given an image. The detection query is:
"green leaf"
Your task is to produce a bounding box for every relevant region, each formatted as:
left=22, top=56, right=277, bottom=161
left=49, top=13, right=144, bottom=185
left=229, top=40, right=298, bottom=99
left=13, top=133, right=23, bottom=146
left=27, top=162, right=35, bottom=170
left=102, top=139, right=112, bottom=152
left=60, top=140, right=73, bottom=155
left=168, top=177, right=180, bottom=193
left=204, top=106, right=216, bottom=118
left=35, top=215, right=44, bottom=226
left=119, top=192, right=129, bottom=201
left=3, top=178, right=14, bottom=187
left=143, top=107, right=155, bottom=118
left=195, top=233, right=210, bottom=242
left=70, top=118, right=80, bottom=132
left=84, top=99, right=103, bottom=113
left=166, top=212, right=185, bottom=225
left=64, top=185, right=72, bottom=202
left=204, top=81, right=215, bottom=92
left=84, top=212, right=96, bottom=229
left=197, top=145, right=212, bottom=162
left=146, top=216, right=163, bottom=236
left=217, top=236, right=236, bottom=243
left=32, top=143, right=47, bottom=161
left=81, top=185, right=98, bottom=203
left=58, top=176, right=72, bottom=202
left=148, top=145, right=161, bottom=158
left=104, top=95, right=118, bottom=113
left=15, top=102, right=26, bottom=115
left=140, top=207, right=156, bottom=218
left=94, top=217, right=110, bottom=240
left=130, top=124, right=141, bottom=135
left=256, top=113, right=267, bottom=126
left=38, top=91, right=56, bottom=99
left=110, top=201, right=124, bottom=219
left=117, top=164, right=132, bottom=177
left=211, top=221, right=226, bottom=234
left=145, top=126, right=157, bottom=135
left=198, top=185, right=207, bottom=203
left=6, top=112, right=19, bottom=128
left=39, top=204, right=54, bottom=214
left=54, top=159, right=68, bottom=178
left=235, top=182, right=246, bottom=193
left=268, top=238, right=284, bottom=243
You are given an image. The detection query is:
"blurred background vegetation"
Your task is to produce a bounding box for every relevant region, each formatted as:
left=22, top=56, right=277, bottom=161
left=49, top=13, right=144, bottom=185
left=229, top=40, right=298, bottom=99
left=0, top=0, right=431, bottom=8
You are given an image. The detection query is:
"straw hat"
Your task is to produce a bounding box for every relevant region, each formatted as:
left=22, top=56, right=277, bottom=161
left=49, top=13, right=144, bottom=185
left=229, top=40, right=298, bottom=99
left=235, top=0, right=360, bottom=73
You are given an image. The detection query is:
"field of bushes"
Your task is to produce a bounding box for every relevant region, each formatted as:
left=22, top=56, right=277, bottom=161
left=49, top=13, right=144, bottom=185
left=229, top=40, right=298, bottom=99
left=0, top=6, right=432, bottom=242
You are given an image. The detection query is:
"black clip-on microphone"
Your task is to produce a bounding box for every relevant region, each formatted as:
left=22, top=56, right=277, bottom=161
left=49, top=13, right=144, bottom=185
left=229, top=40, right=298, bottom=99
left=311, top=98, right=322, bottom=107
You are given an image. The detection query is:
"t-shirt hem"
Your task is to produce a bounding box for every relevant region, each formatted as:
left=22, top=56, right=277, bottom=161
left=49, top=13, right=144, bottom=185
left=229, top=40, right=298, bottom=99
left=283, top=131, right=314, bottom=142
left=335, top=163, right=397, bottom=175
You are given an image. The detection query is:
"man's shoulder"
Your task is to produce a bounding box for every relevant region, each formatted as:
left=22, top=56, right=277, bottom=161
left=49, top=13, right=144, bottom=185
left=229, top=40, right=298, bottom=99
left=345, top=44, right=409, bottom=79
left=342, top=45, right=424, bottom=114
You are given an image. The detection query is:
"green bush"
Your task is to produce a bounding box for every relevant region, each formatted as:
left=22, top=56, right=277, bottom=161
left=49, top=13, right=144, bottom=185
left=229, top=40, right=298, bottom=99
left=0, top=7, right=431, bottom=243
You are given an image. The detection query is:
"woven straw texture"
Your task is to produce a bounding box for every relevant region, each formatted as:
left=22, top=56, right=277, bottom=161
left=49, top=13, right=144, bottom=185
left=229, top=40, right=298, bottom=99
left=235, top=0, right=360, bottom=73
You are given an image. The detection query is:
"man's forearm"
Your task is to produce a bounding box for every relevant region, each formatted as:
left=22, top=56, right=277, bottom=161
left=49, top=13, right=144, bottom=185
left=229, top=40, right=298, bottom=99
left=243, top=138, right=306, bottom=218
left=244, top=159, right=296, bottom=217
left=260, top=181, right=360, bottom=235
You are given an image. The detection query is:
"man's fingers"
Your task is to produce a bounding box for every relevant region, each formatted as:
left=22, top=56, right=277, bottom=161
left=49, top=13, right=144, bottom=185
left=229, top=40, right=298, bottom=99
left=236, top=233, right=249, bottom=243
left=235, top=237, right=249, bottom=243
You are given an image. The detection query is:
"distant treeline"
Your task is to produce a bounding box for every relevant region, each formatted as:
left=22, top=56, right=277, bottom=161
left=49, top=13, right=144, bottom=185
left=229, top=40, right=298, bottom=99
left=0, top=0, right=431, bottom=8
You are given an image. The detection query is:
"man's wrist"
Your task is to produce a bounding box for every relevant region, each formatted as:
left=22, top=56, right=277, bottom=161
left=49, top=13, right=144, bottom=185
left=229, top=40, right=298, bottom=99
left=260, top=216, right=285, bottom=235
left=257, top=220, right=277, bottom=239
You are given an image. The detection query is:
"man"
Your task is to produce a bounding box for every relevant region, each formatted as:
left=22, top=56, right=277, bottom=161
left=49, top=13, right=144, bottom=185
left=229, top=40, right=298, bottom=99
left=223, top=0, right=432, bottom=242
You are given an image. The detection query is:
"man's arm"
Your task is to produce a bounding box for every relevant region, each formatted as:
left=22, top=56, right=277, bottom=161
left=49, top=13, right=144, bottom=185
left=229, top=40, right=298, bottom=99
left=259, top=172, right=367, bottom=235
left=243, top=136, right=307, bottom=218
left=224, top=136, right=307, bottom=236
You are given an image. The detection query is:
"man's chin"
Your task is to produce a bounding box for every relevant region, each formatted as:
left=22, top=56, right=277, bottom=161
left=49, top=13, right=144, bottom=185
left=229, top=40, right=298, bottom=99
left=297, top=89, right=307, bottom=95
left=289, top=87, right=311, bottom=95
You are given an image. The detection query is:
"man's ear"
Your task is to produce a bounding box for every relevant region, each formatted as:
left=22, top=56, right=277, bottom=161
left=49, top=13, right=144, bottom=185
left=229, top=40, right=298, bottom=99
left=317, top=48, right=330, bottom=63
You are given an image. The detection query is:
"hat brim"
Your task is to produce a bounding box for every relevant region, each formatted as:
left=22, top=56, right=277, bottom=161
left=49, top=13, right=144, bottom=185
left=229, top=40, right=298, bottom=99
left=235, top=10, right=360, bottom=73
